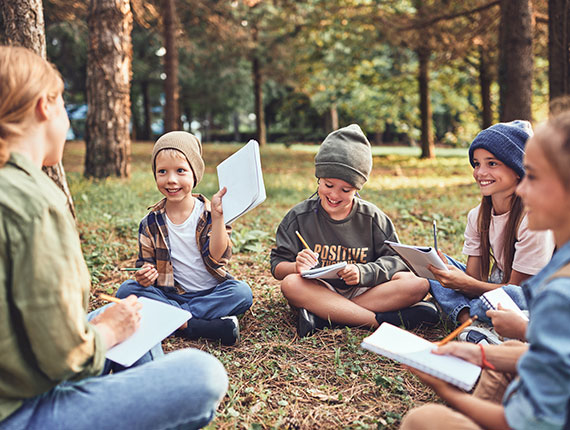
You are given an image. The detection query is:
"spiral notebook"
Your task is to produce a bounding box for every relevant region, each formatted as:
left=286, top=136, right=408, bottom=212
left=384, top=240, right=448, bottom=280
left=301, top=262, right=347, bottom=279
left=481, top=288, right=529, bottom=321
left=361, top=323, right=481, bottom=391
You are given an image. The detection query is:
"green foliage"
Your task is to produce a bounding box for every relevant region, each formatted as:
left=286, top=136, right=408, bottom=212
left=231, top=229, right=273, bottom=254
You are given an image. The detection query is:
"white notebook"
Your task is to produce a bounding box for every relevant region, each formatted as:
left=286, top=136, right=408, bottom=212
left=384, top=240, right=448, bottom=280
left=105, top=297, right=192, bottom=367
left=481, top=288, right=529, bottom=321
left=361, top=323, right=481, bottom=391
left=301, top=262, right=348, bottom=279
left=217, top=139, right=266, bottom=225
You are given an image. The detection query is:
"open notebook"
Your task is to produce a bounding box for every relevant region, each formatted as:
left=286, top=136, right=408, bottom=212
left=105, top=297, right=192, bottom=367
left=217, top=139, right=266, bottom=225
left=384, top=240, right=448, bottom=280
left=481, top=288, right=529, bottom=321
left=301, top=262, right=347, bottom=279
left=361, top=323, right=481, bottom=391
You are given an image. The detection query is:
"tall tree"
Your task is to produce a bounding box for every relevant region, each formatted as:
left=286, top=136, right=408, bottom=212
left=0, top=0, right=76, bottom=218
left=85, top=0, right=132, bottom=178
left=161, top=0, right=180, bottom=132
left=499, top=0, right=533, bottom=121
left=548, top=0, right=570, bottom=100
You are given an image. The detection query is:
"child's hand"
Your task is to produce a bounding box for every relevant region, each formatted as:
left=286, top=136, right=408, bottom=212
left=486, top=305, right=527, bottom=340
left=211, top=186, right=227, bottom=219
left=295, top=249, right=319, bottom=272
left=337, top=264, right=360, bottom=285
left=436, top=250, right=449, bottom=264
left=135, top=263, right=158, bottom=287
left=428, top=264, right=478, bottom=297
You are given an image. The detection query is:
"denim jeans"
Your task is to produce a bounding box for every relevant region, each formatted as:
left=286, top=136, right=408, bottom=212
left=117, top=279, right=252, bottom=320
left=429, top=255, right=528, bottom=325
left=0, top=308, right=228, bottom=430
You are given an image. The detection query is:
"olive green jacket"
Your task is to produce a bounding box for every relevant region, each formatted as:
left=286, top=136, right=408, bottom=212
left=0, top=153, right=105, bottom=422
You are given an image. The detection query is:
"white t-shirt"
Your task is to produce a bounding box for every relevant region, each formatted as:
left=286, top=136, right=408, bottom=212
left=462, top=204, right=555, bottom=276
left=165, top=199, right=219, bottom=293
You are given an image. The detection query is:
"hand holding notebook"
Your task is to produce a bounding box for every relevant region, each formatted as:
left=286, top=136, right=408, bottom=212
left=481, top=288, right=529, bottom=321
left=361, top=323, right=481, bottom=391
left=384, top=240, right=448, bottom=280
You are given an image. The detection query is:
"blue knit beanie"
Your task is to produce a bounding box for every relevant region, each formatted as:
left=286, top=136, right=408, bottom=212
left=468, top=120, right=533, bottom=178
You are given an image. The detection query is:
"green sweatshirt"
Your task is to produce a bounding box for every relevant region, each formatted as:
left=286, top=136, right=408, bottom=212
left=0, top=153, right=106, bottom=422
left=270, top=196, right=409, bottom=289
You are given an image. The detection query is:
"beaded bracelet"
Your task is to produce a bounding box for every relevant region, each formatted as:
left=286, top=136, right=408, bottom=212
left=479, top=344, right=496, bottom=370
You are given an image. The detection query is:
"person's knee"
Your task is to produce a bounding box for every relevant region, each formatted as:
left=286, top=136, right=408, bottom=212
left=177, top=349, right=228, bottom=403
left=116, top=279, right=142, bottom=299
left=233, top=281, right=253, bottom=308
left=392, top=271, right=430, bottom=301
left=400, top=404, right=449, bottom=430
left=280, top=274, right=304, bottom=302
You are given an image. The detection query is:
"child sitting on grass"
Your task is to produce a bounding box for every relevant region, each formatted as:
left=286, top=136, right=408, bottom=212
left=422, top=121, right=554, bottom=345
left=117, top=131, right=252, bottom=345
left=270, top=124, right=439, bottom=338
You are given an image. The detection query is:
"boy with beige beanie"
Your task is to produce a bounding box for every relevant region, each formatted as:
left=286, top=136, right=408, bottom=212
left=117, top=131, right=252, bottom=345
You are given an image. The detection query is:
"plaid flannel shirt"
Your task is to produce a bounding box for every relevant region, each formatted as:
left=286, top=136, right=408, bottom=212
left=136, top=194, right=233, bottom=295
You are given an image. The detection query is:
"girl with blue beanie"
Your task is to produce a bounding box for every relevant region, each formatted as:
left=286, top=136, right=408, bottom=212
left=399, top=110, right=570, bottom=430
left=415, top=121, right=555, bottom=344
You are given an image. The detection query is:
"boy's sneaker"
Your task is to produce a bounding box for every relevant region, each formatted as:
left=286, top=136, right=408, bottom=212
left=458, top=321, right=502, bottom=345
left=375, top=300, right=440, bottom=330
left=177, top=316, right=240, bottom=346
left=220, top=316, right=240, bottom=346
left=297, top=308, right=330, bottom=338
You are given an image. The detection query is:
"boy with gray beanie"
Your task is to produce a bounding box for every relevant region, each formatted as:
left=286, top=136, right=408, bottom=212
left=116, top=131, right=252, bottom=345
left=270, top=124, right=439, bottom=337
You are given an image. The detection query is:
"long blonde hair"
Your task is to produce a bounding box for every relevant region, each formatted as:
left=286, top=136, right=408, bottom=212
left=0, top=46, right=64, bottom=167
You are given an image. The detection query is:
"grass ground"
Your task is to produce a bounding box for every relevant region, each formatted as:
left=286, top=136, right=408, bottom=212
left=63, top=141, right=481, bottom=429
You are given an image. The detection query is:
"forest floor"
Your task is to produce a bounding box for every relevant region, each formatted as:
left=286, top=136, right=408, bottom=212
left=63, top=140, right=479, bottom=429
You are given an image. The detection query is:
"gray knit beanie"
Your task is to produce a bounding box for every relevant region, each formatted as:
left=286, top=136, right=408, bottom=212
left=468, top=120, right=533, bottom=178
left=315, top=124, right=372, bottom=189
left=152, top=131, right=205, bottom=185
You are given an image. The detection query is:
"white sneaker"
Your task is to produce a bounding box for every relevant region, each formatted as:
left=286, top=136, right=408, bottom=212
left=458, top=321, right=502, bottom=345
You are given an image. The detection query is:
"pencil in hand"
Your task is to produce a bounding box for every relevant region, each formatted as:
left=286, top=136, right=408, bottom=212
left=436, top=315, right=478, bottom=346
left=99, top=293, right=122, bottom=304
left=295, top=230, right=311, bottom=251
left=120, top=267, right=142, bottom=272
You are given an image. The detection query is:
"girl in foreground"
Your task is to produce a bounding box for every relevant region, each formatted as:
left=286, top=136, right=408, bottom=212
left=400, top=112, right=570, bottom=429
left=0, top=46, right=226, bottom=429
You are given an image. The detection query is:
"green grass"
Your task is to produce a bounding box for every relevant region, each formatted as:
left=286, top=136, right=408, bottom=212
left=64, top=141, right=480, bottom=429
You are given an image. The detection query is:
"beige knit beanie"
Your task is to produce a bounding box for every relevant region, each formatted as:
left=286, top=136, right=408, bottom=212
left=151, top=131, right=205, bottom=185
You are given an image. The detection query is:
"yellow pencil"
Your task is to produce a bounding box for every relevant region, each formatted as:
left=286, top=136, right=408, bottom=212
left=99, top=293, right=122, bottom=304
left=295, top=230, right=312, bottom=251
left=436, top=315, right=478, bottom=346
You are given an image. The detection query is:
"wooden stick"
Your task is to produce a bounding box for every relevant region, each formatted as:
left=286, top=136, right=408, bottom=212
left=436, top=315, right=478, bottom=346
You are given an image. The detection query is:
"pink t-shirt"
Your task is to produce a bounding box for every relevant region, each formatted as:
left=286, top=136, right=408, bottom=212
left=462, top=204, right=555, bottom=275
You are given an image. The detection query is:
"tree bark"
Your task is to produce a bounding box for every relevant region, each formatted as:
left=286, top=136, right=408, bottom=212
left=142, top=80, right=152, bottom=141
left=548, top=0, right=570, bottom=101
left=330, top=103, right=339, bottom=131
left=252, top=55, right=266, bottom=146
left=417, top=47, right=435, bottom=159
left=162, top=0, right=180, bottom=132
left=479, top=46, right=494, bottom=129
left=85, top=0, right=132, bottom=178
left=499, top=0, right=533, bottom=121
left=0, top=0, right=76, bottom=218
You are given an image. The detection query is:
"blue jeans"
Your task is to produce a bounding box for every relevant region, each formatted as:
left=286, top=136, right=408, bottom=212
left=117, top=279, right=252, bottom=320
left=0, top=308, right=228, bottom=430
left=429, top=255, right=528, bottom=325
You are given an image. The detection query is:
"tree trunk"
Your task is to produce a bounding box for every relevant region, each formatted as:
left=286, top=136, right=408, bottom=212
left=330, top=103, right=339, bottom=131
left=0, top=0, right=76, bottom=218
left=252, top=55, right=266, bottom=146
left=417, top=47, right=435, bottom=159
left=85, top=0, right=132, bottom=178
left=142, top=80, right=152, bottom=141
left=499, top=0, right=533, bottom=121
left=233, top=111, right=240, bottom=142
left=479, top=46, right=494, bottom=129
left=162, top=0, right=180, bottom=132
left=549, top=0, right=570, bottom=101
